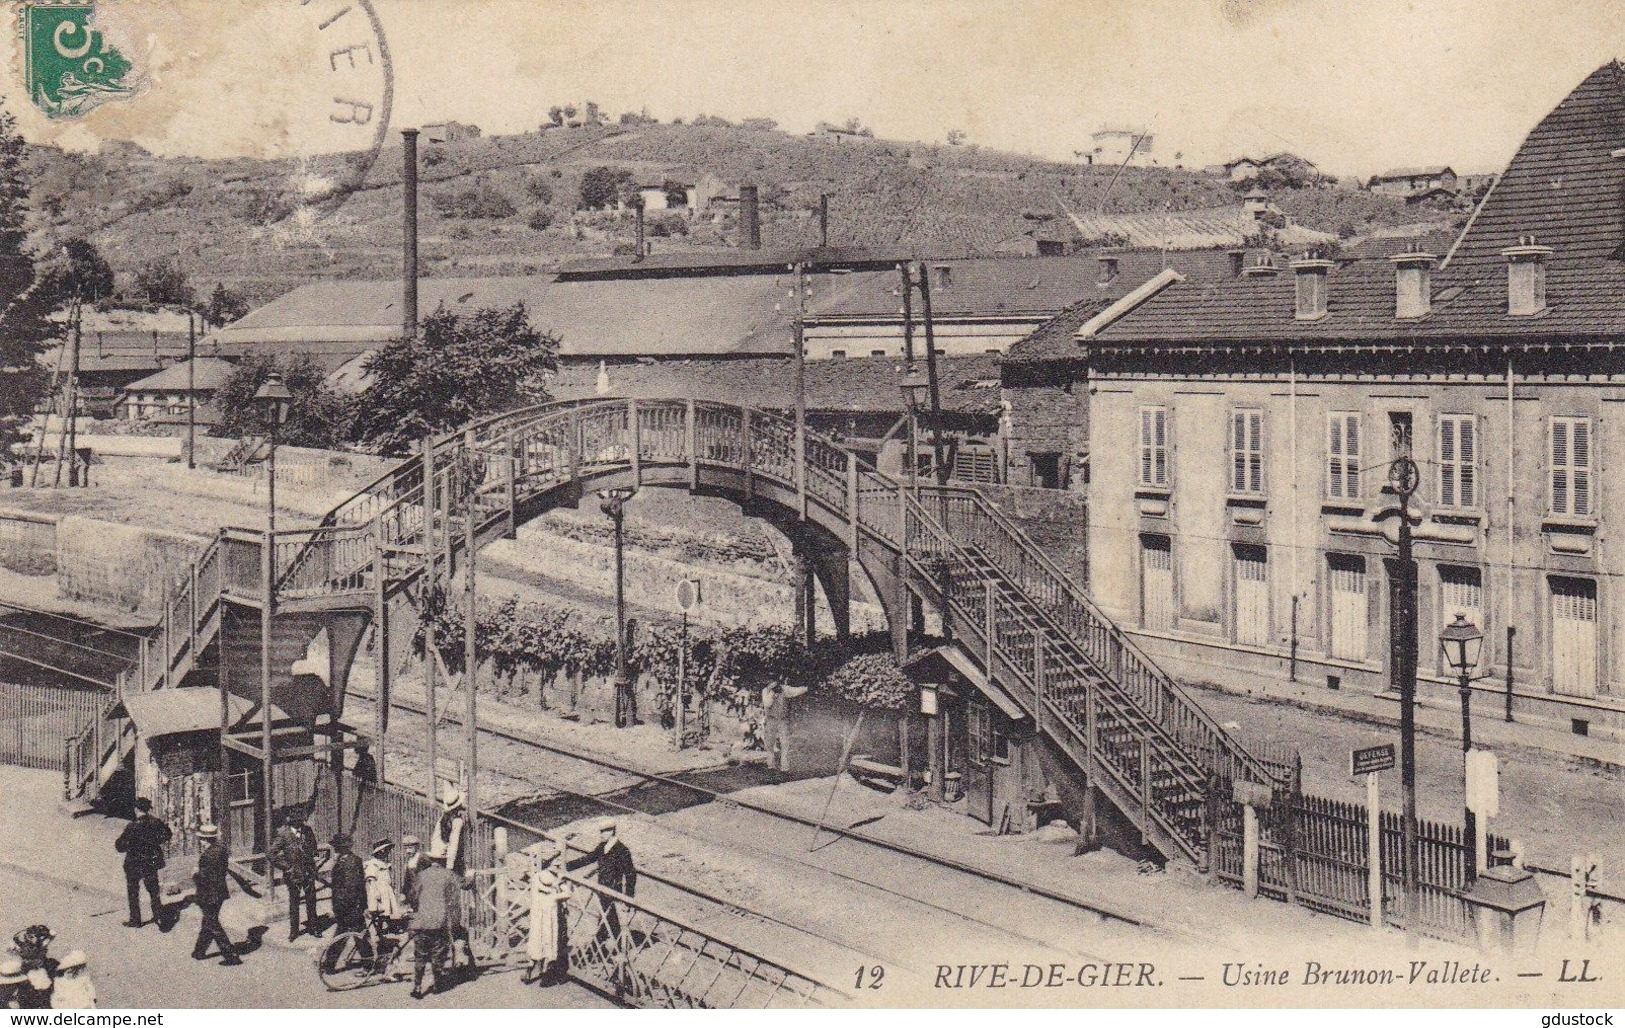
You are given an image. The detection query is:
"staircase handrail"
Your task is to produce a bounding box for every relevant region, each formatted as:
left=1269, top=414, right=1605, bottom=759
left=913, top=482, right=1289, bottom=789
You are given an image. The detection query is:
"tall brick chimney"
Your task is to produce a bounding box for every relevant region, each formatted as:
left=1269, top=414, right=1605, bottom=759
left=739, top=184, right=761, bottom=249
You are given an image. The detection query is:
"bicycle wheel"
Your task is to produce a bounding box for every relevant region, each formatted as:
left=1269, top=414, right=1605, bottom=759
left=316, top=932, right=376, bottom=992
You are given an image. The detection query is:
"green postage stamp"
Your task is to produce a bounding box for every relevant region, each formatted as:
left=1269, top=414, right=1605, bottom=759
left=17, top=0, right=136, bottom=119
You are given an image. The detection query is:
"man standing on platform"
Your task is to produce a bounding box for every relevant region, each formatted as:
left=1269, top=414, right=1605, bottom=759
left=407, top=852, right=456, bottom=1000
left=190, top=824, right=241, bottom=966
left=114, top=798, right=172, bottom=928
left=270, top=810, right=318, bottom=942
left=567, top=818, right=637, bottom=940
left=328, top=834, right=367, bottom=938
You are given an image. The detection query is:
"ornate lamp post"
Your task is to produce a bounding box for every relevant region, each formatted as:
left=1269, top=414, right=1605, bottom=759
left=1440, top=611, right=1484, bottom=881
left=598, top=485, right=638, bottom=728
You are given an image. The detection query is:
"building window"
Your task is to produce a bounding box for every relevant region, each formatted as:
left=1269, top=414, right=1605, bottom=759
left=1139, top=406, right=1169, bottom=488
left=830, top=349, right=847, bottom=359
left=1031, top=452, right=1062, bottom=490
left=1141, top=534, right=1175, bottom=631
left=1327, top=553, right=1369, bottom=661
left=1233, top=545, right=1269, bottom=647
left=1231, top=408, right=1263, bottom=494
left=870, top=349, right=887, bottom=357
left=1389, top=411, right=1413, bottom=462
left=1437, top=414, right=1477, bottom=508
left=1550, top=416, right=1592, bottom=517
left=1550, top=576, right=1599, bottom=697
left=1327, top=412, right=1360, bottom=499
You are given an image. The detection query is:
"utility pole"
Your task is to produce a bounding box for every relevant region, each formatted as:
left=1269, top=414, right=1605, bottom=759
left=187, top=311, right=197, bottom=470
left=913, top=264, right=948, bottom=491
left=793, top=261, right=809, bottom=519
left=463, top=439, right=478, bottom=845
left=421, top=436, right=438, bottom=798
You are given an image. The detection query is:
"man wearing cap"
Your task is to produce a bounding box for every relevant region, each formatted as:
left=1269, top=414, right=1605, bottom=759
left=567, top=818, right=637, bottom=941
left=364, top=839, right=400, bottom=920
left=406, top=852, right=457, bottom=999
left=432, top=785, right=473, bottom=967
left=190, top=824, right=241, bottom=965
left=114, top=798, right=172, bottom=928
left=270, top=809, right=319, bottom=941
left=329, top=833, right=367, bottom=937
left=351, top=741, right=378, bottom=786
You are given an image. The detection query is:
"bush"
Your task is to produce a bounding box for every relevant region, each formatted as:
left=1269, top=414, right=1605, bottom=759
left=527, top=207, right=553, bottom=231
left=432, top=185, right=516, bottom=219
left=579, top=166, right=632, bottom=210
left=524, top=176, right=553, bottom=204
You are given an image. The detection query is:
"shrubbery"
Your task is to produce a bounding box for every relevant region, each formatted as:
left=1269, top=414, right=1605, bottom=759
left=432, top=184, right=517, bottom=219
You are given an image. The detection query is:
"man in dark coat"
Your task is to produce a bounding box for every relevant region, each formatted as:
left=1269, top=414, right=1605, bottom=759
left=406, top=853, right=456, bottom=1000
left=328, top=833, right=367, bottom=937
left=190, top=824, right=241, bottom=965
left=269, top=810, right=319, bottom=941
left=114, top=798, right=171, bottom=927
left=567, top=818, right=637, bottom=940
left=350, top=743, right=378, bottom=786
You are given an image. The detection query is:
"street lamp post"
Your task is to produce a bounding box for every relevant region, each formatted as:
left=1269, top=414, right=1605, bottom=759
left=251, top=371, right=291, bottom=883
left=1440, top=611, right=1484, bottom=884
left=1374, top=456, right=1422, bottom=939
left=186, top=309, right=198, bottom=470
left=899, top=371, right=929, bottom=497
left=599, top=485, right=638, bottom=728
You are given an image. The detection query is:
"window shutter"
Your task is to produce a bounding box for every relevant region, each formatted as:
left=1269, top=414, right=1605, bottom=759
left=1440, top=418, right=1456, bottom=507
left=1552, top=419, right=1569, bottom=514
left=1248, top=411, right=1262, bottom=493
left=1460, top=417, right=1475, bottom=507
left=1328, top=417, right=1344, bottom=498
left=1574, top=418, right=1591, bottom=515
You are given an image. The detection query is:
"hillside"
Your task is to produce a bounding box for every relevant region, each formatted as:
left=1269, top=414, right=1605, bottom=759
left=25, top=123, right=1435, bottom=306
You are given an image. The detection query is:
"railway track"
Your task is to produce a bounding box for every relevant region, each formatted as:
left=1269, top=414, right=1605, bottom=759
left=350, top=690, right=1193, bottom=978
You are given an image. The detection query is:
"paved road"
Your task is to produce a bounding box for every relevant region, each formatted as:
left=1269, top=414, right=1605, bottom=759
left=0, top=862, right=612, bottom=1009
left=1191, top=685, right=1625, bottom=882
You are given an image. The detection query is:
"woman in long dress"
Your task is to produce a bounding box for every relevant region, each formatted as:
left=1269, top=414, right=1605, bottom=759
left=522, top=843, right=571, bottom=985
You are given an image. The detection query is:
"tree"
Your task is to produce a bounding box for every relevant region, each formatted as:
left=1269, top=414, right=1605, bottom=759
left=0, top=106, right=54, bottom=457
left=740, top=117, right=778, bottom=132
left=135, top=255, right=193, bottom=308
left=662, top=179, right=690, bottom=208
left=203, top=282, right=249, bottom=328
left=578, top=166, right=632, bottom=210
left=946, top=129, right=967, bottom=146
left=40, top=237, right=114, bottom=305
left=842, top=117, right=874, bottom=137
left=583, top=101, right=603, bottom=126
left=353, top=302, right=558, bottom=455
left=214, top=352, right=351, bottom=449
left=545, top=106, right=564, bottom=129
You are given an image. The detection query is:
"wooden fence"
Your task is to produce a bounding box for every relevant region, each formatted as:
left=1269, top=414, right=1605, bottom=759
left=0, top=681, right=106, bottom=771
left=1212, top=785, right=1508, bottom=941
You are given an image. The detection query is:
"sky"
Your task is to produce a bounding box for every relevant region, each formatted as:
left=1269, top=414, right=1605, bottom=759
left=7, top=0, right=1625, bottom=177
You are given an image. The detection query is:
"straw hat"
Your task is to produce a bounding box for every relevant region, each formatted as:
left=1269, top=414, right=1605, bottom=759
left=57, top=950, right=87, bottom=972
left=197, top=823, right=219, bottom=839
left=0, top=957, right=25, bottom=985
left=371, top=838, right=394, bottom=857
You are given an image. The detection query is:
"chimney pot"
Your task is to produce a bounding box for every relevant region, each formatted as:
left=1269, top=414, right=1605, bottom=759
left=1227, top=249, right=1246, bottom=278
left=1290, top=258, right=1334, bottom=320
left=935, top=264, right=953, bottom=289
left=1501, top=235, right=1553, bottom=316
left=1097, top=254, right=1120, bottom=284
left=1240, top=255, right=1279, bottom=279
left=1389, top=248, right=1437, bottom=320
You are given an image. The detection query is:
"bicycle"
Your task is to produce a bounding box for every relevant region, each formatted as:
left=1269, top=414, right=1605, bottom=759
left=316, top=914, right=411, bottom=992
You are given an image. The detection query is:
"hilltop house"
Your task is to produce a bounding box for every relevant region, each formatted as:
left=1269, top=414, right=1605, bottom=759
left=1222, top=153, right=1321, bottom=184
left=1069, top=61, right=1625, bottom=739
left=1369, top=165, right=1458, bottom=198
left=1087, top=127, right=1155, bottom=168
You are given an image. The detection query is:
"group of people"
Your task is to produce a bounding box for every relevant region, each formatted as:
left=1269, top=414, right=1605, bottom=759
left=103, top=784, right=637, bottom=1000
left=0, top=926, right=95, bottom=1009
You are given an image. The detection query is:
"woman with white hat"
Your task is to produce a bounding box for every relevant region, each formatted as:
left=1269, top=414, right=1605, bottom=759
left=0, top=956, right=29, bottom=1009
left=520, top=841, right=571, bottom=986
left=49, top=951, right=94, bottom=1009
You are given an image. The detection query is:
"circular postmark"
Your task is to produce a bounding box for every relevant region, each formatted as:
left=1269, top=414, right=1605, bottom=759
left=15, top=0, right=392, bottom=215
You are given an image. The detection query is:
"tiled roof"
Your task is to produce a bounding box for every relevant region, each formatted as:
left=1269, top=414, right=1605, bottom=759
left=213, top=273, right=797, bottom=362
left=122, top=357, right=234, bottom=393
left=1064, top=206, right=1334, bottom=252
left=1374, top=166, right=1455, bottom=181
left=1094, top=62, right=1625, bottom=346
left=998, top=303, right=1102, bottom=363
left=545, top=354, right=1003, bottom=416
left=556, top=246, right=907, bottom=279
left=810, top=256, right=1124, bottom=319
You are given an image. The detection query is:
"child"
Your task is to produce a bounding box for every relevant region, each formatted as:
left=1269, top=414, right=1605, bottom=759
left=50, top=952, right=95, bottom=1009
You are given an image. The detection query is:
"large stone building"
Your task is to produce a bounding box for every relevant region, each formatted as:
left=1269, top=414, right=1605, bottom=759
left=1074, top=61, right=1625, bottom=739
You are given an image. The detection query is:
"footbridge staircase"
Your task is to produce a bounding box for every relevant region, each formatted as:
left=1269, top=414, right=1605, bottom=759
left=71, top=398, right=1290, bottom=869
